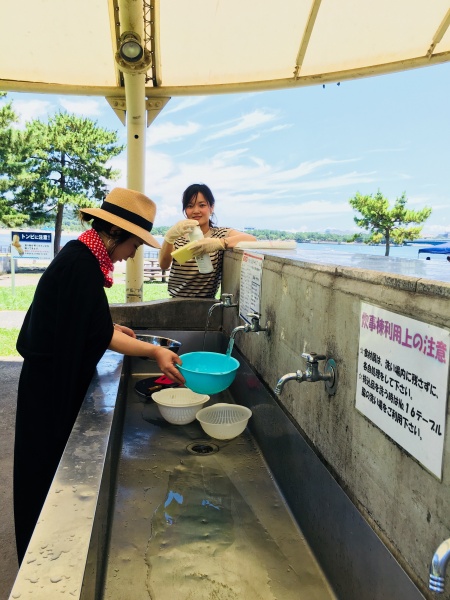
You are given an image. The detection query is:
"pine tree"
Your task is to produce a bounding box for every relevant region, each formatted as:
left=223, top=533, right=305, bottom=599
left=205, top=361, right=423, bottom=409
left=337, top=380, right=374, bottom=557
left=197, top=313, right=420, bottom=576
left=10, top=111, right=124, bottom=253
left=349, top=190, right=432, bottom=256
left=0, top=94, right=29, bottom=227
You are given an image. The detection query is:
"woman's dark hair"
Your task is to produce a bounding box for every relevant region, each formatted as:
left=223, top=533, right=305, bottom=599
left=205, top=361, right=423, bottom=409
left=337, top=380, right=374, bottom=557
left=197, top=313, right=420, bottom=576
left=80, top=213, right=133, bottom=251
left=182, top=183, right=217, bottom=227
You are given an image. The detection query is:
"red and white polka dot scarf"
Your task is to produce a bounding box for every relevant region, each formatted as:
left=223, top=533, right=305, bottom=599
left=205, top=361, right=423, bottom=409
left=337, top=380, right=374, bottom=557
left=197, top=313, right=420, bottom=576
left=78, top=229, right=114, bottom=288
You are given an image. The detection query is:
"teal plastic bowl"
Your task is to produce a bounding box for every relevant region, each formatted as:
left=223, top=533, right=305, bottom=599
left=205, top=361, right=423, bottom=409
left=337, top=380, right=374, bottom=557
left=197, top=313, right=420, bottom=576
left=177, top=352, right=240, bottom=395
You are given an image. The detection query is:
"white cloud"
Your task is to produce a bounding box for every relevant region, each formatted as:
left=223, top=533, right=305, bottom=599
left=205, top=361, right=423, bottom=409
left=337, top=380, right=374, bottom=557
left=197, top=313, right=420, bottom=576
left=205, top=109, right=278, bottom=141
left=163, top=96, right=208, bottom=116
left=134, top=145, right=377, bottom=231
left=147, top=121, right=201, bottom=145
left=58, top=98, right=102, bottom=117
left=13, top=66, right=439, bottom=236
left=12, top=99, right=52, bottom=127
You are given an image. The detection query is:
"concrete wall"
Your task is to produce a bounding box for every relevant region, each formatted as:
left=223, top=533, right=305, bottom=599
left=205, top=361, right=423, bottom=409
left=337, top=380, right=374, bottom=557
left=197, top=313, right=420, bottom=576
left=222, top=250, right=450, bottom=599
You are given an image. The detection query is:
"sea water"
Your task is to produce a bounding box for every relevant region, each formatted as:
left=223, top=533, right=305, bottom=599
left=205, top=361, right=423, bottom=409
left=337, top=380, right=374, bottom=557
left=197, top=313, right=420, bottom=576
left=0, top=231, right=446, bottom=260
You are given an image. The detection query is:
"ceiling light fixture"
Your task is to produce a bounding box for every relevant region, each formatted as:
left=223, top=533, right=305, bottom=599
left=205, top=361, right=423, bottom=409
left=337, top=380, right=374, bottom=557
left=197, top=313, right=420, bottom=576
left=119, top=32, right=144, bottom=63
left=115, top=31, right=152, bottom=74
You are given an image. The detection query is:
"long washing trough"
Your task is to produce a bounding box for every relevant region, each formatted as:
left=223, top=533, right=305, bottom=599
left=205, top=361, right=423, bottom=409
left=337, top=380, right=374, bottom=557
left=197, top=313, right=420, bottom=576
left=8, top=319, right=429, bottom=599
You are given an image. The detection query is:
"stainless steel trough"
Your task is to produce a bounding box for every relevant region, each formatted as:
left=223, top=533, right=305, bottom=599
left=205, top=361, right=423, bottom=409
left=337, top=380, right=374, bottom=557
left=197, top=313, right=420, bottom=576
left=8, top=330, right=425, bottom=600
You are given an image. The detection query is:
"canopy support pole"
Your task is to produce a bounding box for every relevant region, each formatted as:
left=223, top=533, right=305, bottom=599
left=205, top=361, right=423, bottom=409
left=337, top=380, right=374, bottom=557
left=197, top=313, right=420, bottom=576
left=124, top=71, right=147, bottom=303
left=116, top=0, right=149, bottom=302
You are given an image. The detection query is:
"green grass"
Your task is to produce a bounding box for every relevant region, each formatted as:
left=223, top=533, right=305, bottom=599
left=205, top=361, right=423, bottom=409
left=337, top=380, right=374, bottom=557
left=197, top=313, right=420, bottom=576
left=0, top=281, right=170, bottom=310
left=0, top=281, right=171, bottom=356
left=0, top=328, right=21, bottom=356
left=0, top=286, right=37, bottom=310
left=106, top=281, right=170, bottom=303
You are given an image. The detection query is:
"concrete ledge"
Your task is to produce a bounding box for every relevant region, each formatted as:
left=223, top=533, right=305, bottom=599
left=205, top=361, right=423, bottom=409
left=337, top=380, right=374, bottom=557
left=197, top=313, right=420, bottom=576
left=110, top=297, right=223, bottom=331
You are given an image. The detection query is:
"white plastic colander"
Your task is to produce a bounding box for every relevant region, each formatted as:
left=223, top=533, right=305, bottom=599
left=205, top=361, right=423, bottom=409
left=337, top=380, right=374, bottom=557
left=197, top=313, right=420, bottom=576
left=196, top=403, right=252, bottom=440
left=152, top=388, right=209, bottom=424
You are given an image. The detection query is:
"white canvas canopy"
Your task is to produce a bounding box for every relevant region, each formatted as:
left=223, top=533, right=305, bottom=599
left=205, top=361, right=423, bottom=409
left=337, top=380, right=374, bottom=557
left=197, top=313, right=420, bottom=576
left=1, top=0, right=450, bottom=98
left=2, top=0, right=450, bottom=298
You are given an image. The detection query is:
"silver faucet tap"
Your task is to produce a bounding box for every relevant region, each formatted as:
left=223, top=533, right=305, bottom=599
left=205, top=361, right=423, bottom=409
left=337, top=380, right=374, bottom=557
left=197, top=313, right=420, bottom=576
left=207, top=293, right=238, bottom=321
left=274, top=352, right=338, bottom=395
left=203, top=293, right=239, bottom=350
left=230, top=312, right=270, bottom=340
left=226, top=313, right=271, bottom=357
left=220, top=293, right=238, bottom=309
left=274, top=370, right=306, bottom=395
left=429, top=538, right=450, bottom=593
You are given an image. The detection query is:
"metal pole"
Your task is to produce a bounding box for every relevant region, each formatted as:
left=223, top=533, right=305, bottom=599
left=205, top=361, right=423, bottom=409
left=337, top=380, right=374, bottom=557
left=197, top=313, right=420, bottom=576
left=124, top=71, right=146, bottom=302
left=10, top=249, right=15, bottom=296
left=117, top=0, right=148, bottom=303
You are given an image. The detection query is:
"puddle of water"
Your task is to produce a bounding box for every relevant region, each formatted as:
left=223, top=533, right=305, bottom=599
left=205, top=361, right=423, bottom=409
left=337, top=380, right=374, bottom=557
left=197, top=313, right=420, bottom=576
left=108, top=460, right=334, bottom=599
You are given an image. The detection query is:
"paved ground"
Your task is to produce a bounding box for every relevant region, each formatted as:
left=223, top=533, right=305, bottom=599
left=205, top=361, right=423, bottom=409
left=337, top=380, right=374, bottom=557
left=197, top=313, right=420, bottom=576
left=0, top=261, right=140, bottom=598
left=0, top=311, right=27, bottom=329
left=0, top=273, right=29, bottom=598
left=0, top=271, right=58, bottom=597
left=0, top=358, right=20, bottom=600
left=0, top=269, right=44, bottom=289
left=0, top=263, right=133, bottom=598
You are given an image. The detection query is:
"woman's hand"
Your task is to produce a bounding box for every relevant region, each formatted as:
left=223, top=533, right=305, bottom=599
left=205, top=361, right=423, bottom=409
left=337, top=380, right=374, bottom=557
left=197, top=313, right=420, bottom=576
left=108, top=330, right=184, bottom=385
left=190, top=237, right=225, bottom=256
left=152, top=346, right=185, bottom=385
left=164, top=219, right=199, bottom=243
left=113, top=324, right=136, bottom=338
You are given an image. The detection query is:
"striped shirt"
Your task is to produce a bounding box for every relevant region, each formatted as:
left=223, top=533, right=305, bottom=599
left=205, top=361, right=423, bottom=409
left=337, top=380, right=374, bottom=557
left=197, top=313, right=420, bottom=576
left=168, top=227, right=230, bottom=298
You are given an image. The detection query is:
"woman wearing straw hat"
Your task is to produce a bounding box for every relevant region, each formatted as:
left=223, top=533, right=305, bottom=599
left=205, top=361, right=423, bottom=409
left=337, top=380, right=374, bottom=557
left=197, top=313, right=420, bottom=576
left=13, top=187, right=185, bottom=564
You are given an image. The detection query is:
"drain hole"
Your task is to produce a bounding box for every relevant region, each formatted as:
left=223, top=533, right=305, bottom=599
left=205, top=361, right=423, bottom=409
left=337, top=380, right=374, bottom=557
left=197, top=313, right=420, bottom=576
left=186, top=441, right=219, bottom=455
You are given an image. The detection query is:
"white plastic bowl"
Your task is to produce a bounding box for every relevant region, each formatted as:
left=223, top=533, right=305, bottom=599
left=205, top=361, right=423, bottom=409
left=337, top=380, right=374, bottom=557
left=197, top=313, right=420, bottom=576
left=196, top=403, right=252, bottom=440
left=151, top=388, right=210, bottom=425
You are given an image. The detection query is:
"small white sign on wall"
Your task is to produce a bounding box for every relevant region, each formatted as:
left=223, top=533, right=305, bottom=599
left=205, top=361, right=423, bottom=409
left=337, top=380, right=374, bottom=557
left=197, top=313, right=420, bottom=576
left=239, top=251, right=264, bottom=323
left=356, top=302, right=449, bottom=479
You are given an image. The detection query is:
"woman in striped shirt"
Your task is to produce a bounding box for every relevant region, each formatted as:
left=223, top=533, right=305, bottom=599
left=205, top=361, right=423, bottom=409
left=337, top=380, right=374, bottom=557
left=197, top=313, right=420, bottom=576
left=159, top=183, right=256, bottom=297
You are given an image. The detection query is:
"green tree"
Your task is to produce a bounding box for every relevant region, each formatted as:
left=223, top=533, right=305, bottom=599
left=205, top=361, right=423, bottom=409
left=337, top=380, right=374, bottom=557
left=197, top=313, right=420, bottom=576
left=0, top=94, right=29, bottom=227
left=10, top=111, right=124, bottom=253
left=349, top=190, right=432, bottom=256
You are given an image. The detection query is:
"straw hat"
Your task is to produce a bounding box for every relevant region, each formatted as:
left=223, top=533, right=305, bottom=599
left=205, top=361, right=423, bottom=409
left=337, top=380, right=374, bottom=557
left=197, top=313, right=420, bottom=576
left=81, top=188, right=160, bottom=248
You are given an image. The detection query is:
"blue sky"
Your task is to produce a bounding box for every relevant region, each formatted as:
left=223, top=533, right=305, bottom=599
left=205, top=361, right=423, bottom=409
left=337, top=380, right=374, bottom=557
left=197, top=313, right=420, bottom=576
left=4, top=61, right=450, bottom=235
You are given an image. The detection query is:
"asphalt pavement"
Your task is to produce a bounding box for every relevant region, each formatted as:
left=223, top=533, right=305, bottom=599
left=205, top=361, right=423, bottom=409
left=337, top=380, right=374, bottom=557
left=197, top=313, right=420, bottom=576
left=0, top=262, right=132, bottom=598
left=0, top=271, right=40, bottom=598
left=0, top=358, right=20, bottom=599
left=0, top=311, right=27, bottom=329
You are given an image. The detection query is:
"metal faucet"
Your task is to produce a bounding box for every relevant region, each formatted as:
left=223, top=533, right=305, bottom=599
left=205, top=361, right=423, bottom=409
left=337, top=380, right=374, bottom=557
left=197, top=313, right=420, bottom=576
left=274, top=352, right=337, bottom=396
left=207, top=293, right=238, bottom=319
left=429, top=538, right=450, bottom=593
left=203, top=293, right=238, bottom=350
left=207, top=293, right=238, bottom=324
left=230, top=312, right=270, bottom=340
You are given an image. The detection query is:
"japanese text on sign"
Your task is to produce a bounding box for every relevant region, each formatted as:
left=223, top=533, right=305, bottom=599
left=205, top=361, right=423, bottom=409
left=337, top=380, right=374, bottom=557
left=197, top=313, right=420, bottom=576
left=239, top=252, right=264, bottom=323
left=356, top=302, right=449, bottom=479
left=11, top=231, right=53, bottom=260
